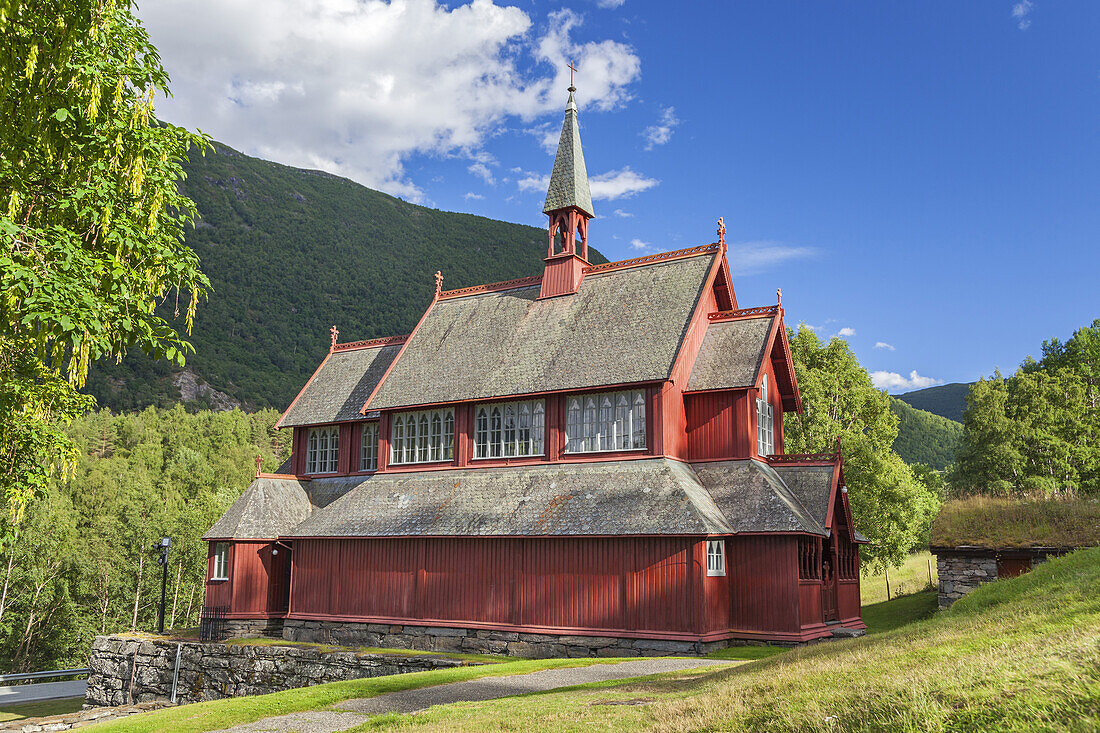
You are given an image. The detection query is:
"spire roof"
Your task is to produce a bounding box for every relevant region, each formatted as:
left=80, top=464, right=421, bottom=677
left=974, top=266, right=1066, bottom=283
left=543, top=87, right=594, bottom=218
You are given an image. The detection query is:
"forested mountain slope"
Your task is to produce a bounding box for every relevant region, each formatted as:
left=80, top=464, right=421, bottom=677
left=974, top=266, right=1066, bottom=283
left=85, top=142, right=606, bottom=412
left=895, top=383, right=972, bottom=423
left=890, top=398, right=963, bottom=470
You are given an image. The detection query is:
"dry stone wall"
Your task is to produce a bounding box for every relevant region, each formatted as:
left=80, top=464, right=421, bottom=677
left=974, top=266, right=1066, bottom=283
left=936, top=552, right=998, bottom=608
left=85, top=635, right=472, bottom=707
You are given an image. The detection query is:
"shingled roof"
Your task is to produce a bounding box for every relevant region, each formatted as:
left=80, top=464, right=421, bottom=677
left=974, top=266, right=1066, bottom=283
left=289, top=459, right=731, bottom=538
left=686, top=314, right=775, bottom=392
left=692, top=460, right=827, bottom=535
left=543, top=88, right=594, bottom=217
left=203, top=477, right=313, bottom=540
left=279, top=344, right=401, bottom=427
left=367, top=250, right=717, bottom=410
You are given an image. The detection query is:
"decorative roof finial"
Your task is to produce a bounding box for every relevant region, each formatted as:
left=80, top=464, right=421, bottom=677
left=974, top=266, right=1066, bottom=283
left=717, top=217, right=726, bottom=247
left=567, top=60, right=578, bottom=91
left=255, top=454, right=263, bottom=478
left=329, top=325, right=339, bottom=350
left=777, top=288, right=782, bottom=306
left=435, top=270, right=444, bottom=296
left=835, top=436, right=842, bottom=457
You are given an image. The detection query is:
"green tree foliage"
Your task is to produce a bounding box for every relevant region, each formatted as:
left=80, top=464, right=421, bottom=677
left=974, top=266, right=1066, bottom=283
left=889, top=397, right=962, bottom=470
left=84, top=142, right=608, bottom=412
left=893, top=382, right=972, bottom=423
left=0, top=406, right=288, bottom=672
left=785, top=326, right=941, bottom=571
left=0, top=0, right=207, bottom=530
left=952, top=319, right=1100, bottom=496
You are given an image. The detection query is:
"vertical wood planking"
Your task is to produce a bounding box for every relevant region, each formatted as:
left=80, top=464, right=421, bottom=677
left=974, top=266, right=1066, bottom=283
left=727, top=536, right=800, bottom=633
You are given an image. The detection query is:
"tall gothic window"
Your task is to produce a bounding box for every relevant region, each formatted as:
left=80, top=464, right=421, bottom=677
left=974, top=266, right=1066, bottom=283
left=757, top=375, right=775, bottom=456
left=706, top=540, right=726, bottom=577
left=390, top=409, right=454, bottom=465
left=360, top=423, right=378, bottom=471
left=474, top=400, right=545, bottom=459
left=306, top=426, right=339, bottom=474
left=565, top=389, right=646, bottom=453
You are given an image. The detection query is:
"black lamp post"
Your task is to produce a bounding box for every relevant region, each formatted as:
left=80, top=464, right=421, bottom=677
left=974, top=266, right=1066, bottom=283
left=155, top=537, right=171, bottom=634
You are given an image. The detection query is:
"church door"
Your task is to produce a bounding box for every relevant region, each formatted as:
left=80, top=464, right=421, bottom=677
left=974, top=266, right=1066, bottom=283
left=821, top=543, right=839, bottom=623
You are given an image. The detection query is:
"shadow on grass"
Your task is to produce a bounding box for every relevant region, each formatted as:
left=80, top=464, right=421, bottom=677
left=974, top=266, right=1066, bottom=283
left=862, top=589, right=938, bottom=635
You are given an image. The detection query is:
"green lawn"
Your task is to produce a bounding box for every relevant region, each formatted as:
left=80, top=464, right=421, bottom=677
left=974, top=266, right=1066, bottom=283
left=861, top=550, right=937, bottom=605
left=0, top=696, right=84, bottom=722
left=335, top=548, right=1100, bottom=731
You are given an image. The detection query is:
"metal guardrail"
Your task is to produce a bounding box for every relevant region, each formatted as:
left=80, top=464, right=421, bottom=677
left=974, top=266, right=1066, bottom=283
left=0, top=668, right=92, bottom=684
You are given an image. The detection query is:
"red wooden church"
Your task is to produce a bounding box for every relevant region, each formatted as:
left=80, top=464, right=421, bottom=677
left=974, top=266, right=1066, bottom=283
left=203, top=85, right=867, bottom=655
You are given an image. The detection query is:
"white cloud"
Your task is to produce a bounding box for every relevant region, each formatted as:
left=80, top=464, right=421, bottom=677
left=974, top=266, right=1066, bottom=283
left=629, top=237, right=658, bottom=254
left=468, top=162, right=496, bottom=185
left=464, top=192, right=485, bottom=200
left=642, top=106, right=679, bottom=150
left=597, top=0, right=626, bottom=8
left=140, top=1, right=641, bottom=201
left=590, top=167, right=658, bottom=200
left=837, top=327, right=856, bottom=338
left=1012, top=1, right=1033, bottom=30
left=612, top=208, right=634, bottom=218
left=870, top=370, right=943, bottom=392
left=874, top=341, right=896, bottom=351
left=726, top=241, right=817, bottom=276
left=516, top=173, right=551, bottom=192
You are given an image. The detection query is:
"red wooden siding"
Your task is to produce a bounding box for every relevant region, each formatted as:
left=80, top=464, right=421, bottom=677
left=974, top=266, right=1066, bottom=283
left=727, top=536, right=801, bottom=634
left=290, top=537, right=705, bottom=636
left=204, top=541, right=289, bottom=618
left=684, top=390, right=755, bottom=460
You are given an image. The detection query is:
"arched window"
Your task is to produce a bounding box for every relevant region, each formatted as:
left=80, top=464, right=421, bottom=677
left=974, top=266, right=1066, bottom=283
left=475, top=408, right=489, bottom=458
left=564, top=390, right=647, bottom=454
left=472, top=400, right=546, bottom=459
left=706, top=540, right=726, bottom=576
left=757, top=374, right=774, bottom=456
left=389, top=408, right=455, bottom=464
left=306, top=426, right=339, bottom=474
left=360, top=423, right=378, bottom=471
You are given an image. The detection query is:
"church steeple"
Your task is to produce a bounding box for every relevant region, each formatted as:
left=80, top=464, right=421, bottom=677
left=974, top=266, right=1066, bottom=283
left=540, top=79, right=594, bottom=299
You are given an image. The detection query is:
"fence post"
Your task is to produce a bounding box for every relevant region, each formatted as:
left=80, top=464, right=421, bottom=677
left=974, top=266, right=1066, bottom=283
left=928, top=557, right=933, bottom=587
left=170, top=643, right=182, bottom=703
left=885, top=567, right=891, bottom=600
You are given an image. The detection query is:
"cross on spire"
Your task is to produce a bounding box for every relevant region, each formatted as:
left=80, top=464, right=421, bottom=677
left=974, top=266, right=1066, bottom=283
left=567, top=60, right=578, bottom=89
left=329, top=325, right=339, bottom=350
left=255, top=454, right=263, bottom=478
left=717, top=217, right=726, bottom=247
left=435, top=270, right=444, bottom=296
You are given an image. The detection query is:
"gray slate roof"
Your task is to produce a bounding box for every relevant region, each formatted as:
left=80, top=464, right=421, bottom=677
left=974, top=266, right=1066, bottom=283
left=289, top=459, right=731, bottom=538
left=686, top=315, right=775, bottom=392
left=772, top=463, right=869, bottom=542
left=543, top=89, right=594, bottom=217
left=280, top=345, right=401, bottom=427
left=692, top=460, right=827, bottom=535
left=368, top=252, right=716, bottom=410
left=203, top=477, right=313, bottom=539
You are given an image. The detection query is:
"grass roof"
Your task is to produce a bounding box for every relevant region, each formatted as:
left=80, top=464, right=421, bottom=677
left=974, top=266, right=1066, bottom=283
left=931, top=496, right=1100, bottom=549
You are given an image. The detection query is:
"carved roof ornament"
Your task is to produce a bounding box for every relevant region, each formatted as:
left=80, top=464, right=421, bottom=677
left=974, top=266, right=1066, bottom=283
left=255, top=454, right=263, bottom=478
left=777, top=288, right=782, bottom=306
left=435, top=270, right=444, bottom=296
left=717, top=217, right=726, bottom=247
left=329, top=325, right=339, bottom=351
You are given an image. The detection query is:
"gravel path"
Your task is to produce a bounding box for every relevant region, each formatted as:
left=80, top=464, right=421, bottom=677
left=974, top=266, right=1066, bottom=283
left=215, top=658, right=733, bottom=733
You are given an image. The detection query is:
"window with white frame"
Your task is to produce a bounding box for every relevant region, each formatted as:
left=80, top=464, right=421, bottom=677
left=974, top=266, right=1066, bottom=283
left=306, top=426, right=339, bottom=474
left=212, top=542, right=230, bottom=580
left=389, top=409, right=454, bottom=464
left=706, top=540, right=726, bottom=576
left=360, top=422, right=379, bottom=471
left=474, top=400, right=545, bottom=458
left=757, top=375, right=775, bottom=457
left=565, top=389, right=646, bottom=453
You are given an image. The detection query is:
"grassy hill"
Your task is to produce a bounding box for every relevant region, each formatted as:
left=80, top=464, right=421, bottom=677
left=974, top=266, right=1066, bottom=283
left=85, top=142, right=606, bottom=412
left=895, top=382, right=972, bottom=423
left=890, top=397, right=963, bottom=470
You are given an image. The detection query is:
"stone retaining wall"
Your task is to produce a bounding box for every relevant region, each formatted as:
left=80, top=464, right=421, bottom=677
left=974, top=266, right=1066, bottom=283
left=85, top=635, right=473, bottom=707
left=936, top=552, right=998, bottom=608
left=283, top=619, right=728, bottom=657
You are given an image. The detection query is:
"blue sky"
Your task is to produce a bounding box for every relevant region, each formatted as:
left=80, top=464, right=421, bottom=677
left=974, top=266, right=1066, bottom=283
left=143, top=1, right=1099, bottom=393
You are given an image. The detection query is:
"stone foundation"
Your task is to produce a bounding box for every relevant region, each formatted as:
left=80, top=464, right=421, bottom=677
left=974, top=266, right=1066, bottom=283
left=85, top=635, right=473, bottom=707
left=283, top=619, right=737, bottom=658
left=223, top=617, right=283, bottom=638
